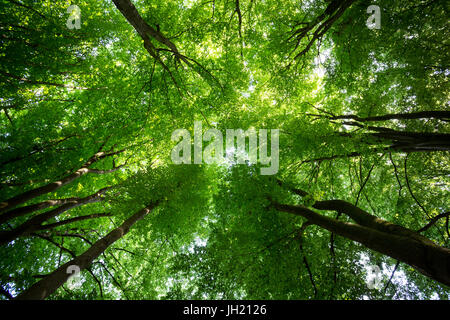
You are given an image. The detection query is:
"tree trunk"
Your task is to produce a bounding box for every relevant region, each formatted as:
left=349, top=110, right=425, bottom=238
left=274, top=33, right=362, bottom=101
left=15, top=202, right=159, bottom=300
left=331, top=111, right=450, bottom=122
left=112, top=0, right=218, bottom=87
left=0, top=197, right=78, bottom=225
left=0, top=187, right=110, bottom=246
left=33, top=212, right=111, bottom=232
left=272, top=201, right=450, bottom=286
left=112, top=0, right=183, bottom=57
left=340, top=123, right=450, bottom=152
left=0, top=147, right=124, bottom=214
left=369, top=131, right=450, bottom=152
left=0, top=134, right=77, bottom=169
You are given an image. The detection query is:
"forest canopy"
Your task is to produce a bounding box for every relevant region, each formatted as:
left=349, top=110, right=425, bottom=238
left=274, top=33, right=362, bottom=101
left=0, top=0, right=449, bottom=300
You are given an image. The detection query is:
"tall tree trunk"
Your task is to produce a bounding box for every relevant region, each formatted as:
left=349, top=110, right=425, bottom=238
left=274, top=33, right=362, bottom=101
left=0, top=187, right=110, bottom=246
left=330, top=111, right=450, bottom=122
left=288, top=0, right=356, bottom=61
left=369, top=131, right=450, bottom=152
left=15, top=202, right=159, bottom=300
left=272, top=202, right=450, bottom=286
left=112, top=0, right=218, bottom=87
left=33, top=212, right=111, bottom=232
left=300, top=129, right=449, bottom=165
left=0, top=197, right=78, bottom=225
left=341, top=123, right=450, bottom=152
left=112, top=0, right=184, bottom=59
left=0, top=146, right=124, bottom=214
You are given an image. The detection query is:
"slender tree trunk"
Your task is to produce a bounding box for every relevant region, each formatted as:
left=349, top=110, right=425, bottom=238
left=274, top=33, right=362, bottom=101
left=0, top=187, right=110, bottom=246
left=112, top=0, right=181, bottom=73
left=15, top=202, right=158, bottom=300
left=0, top=134, right=77, bottom=169
left=0, top=146, right=124, bottom=214
left=0, top=197, right=78, bottom=225
left=33, top=212, right=111, bottom=232
left=112, top=0, right=183, bottom=57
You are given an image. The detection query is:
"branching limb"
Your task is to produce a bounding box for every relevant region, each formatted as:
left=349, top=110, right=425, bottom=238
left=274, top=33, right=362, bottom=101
left=418, top=212, right=450, bottom=233
left=296, top=221, right=317, bottom=298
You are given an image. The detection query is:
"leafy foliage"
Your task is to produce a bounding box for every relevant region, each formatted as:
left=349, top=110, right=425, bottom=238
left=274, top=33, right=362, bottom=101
left=0, top=0, right=448, bottom=300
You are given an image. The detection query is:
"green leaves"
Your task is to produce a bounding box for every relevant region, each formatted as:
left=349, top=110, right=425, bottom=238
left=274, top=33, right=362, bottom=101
left=0, top=0, right=448, bottom=300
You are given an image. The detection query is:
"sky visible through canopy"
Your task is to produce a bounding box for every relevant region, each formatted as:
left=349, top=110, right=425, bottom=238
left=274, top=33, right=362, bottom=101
left=0, top=0, right=449, bottom=300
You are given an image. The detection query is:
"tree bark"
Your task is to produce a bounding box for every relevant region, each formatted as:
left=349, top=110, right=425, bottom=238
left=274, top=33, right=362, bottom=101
left=289, top=0, right=355, bottom=61
left=112, top=0, right=219, bottom=87
left=278, top=181, right=438, bottom=243
left=330, top=111, right=450, bottom=122
left=15, top=202, right=159, bottom=300
left=0, top=187, right=110, bottom=246
left=339, top=122, right=450, bottom=152
left=0, top=197, right=78, bottom=225
left=112, top=0, right=184, bottom=59
left=33, top=212, right=111, bottom=232
left=112, top=0, right=182, bottom=79
left=369, top=131, right=450, bottom=152
left=0, top=134, right=77, bottom=169
left=299, top=129, right=450, bottom=165
left=272, top=202, right=450, bottom=286
left=0, top=146, right=124, bottom=214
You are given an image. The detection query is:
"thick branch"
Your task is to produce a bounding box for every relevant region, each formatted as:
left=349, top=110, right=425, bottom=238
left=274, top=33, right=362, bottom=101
left=272, top=201, right=450, bottom=286
left=330, top=111, right=450, bottom=122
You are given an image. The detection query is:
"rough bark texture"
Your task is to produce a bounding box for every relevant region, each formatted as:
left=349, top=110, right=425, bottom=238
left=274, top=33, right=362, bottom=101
left=112, top=0, right=183, bottom=70
left=15, top=202, right=158, bottom=300
left=112, top=0, right=183, bottom=57
left=339, top=123, right=450, bottom=152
